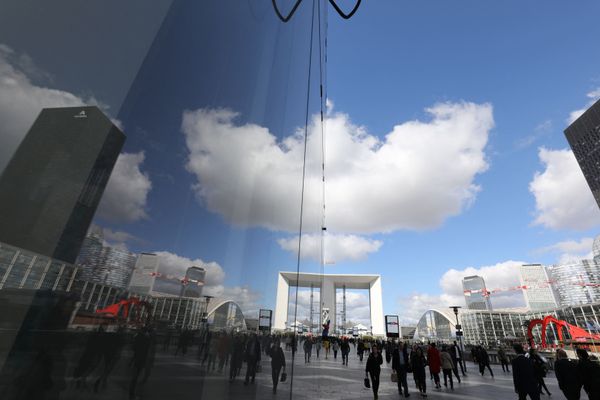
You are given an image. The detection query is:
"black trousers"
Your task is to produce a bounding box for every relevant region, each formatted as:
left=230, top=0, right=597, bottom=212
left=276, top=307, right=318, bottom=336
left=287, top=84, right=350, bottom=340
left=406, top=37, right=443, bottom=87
left=500, top=359, right=510, bottom=372
left=455, top=358, right=466, bottom=375
left=369, top=371, right=380, bottom=397
left=396, top=366, right=409, bottom=396
left=518, top=390, right=541, bottom=400
left=272, top=366, right=281, bottom=390
left=443, top=368, right=454, bottom=389
left=479, top=362, right=494, bottom=376
left=245, top=358, right=257, bottom=383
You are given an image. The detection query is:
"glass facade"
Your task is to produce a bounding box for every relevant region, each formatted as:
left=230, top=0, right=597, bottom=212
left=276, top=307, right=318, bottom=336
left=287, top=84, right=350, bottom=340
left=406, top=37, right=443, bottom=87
left=462, top=275, right=493, bottom=310
left=548, top=259, right=600, bottom=306
left=520, top=264, right=558, bottom=311
left=413, top=309, right=456, bottom=342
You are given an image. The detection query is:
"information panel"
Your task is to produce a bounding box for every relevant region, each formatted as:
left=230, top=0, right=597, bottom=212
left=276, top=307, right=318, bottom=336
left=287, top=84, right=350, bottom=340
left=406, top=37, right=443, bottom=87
left=385, top=315, right=400, bottom=338
left=259, top=309, right=272, bottom=331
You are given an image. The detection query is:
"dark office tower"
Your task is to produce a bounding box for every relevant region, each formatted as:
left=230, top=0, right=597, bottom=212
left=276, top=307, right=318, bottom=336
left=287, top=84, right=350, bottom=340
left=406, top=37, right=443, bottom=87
left=565, top=99, right=600, bottom=208
left=0, top=106, right=125, bottom=264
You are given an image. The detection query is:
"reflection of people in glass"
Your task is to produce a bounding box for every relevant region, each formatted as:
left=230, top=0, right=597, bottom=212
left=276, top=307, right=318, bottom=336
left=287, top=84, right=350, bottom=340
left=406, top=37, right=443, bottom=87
left=129, top=327, right=151, bottom=400
left=94, top=325, right=126, bottom=392
left=74, top=325, right=104, bottom=388
left=270, top=339, right=286, bottom=394
left=244, top=333, right=261, bottom=385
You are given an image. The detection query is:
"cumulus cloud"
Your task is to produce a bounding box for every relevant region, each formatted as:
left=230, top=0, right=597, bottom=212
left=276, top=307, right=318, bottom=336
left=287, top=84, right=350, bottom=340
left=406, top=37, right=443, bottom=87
left=398, top=260, right=527, bottom=325
left=530, top=148, right=600, bottom=230
left=535, top=237, right=594, bottom=264
left=277, top=233, right=382, bottom=263
left=0, top=44, right=87, bottom=172
left=567, top=88, right=600, bottom=124
left=97, top=152, right=152, bottom=223
left=182, top=102, right=494, bottom=234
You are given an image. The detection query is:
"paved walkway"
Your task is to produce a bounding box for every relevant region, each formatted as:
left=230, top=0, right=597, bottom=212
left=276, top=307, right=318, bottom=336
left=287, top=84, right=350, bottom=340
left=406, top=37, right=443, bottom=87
left=58, top=347, right=588, bottom=400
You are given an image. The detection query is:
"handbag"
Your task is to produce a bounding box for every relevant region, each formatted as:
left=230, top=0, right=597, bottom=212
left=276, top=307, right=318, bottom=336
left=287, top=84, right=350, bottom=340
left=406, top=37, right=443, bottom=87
left=280, top=371, right=287, bottom=382
left=364, top=377, right=371, bottom=388
left=391, top=371, right=398, bottom=383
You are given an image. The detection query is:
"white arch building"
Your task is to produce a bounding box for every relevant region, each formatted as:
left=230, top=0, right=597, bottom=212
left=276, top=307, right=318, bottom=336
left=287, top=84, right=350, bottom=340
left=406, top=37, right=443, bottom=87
left=274, top=272, right=385, bottom=336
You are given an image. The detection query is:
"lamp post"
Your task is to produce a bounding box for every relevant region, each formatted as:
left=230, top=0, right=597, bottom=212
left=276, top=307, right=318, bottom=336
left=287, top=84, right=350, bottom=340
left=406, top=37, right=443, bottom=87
left=449, top=305, right=465, bottom=370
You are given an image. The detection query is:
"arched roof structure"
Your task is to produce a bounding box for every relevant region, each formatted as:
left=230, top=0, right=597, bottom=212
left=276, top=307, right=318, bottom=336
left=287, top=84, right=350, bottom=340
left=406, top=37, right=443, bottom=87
left=206, top=297, right=247, bottom=331
left=413, top=308, right=457, bottom=342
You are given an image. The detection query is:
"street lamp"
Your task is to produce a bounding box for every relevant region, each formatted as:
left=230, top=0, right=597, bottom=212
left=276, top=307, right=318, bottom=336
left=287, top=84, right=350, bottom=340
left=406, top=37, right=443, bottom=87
left=449, top=306, right=464, bottom=347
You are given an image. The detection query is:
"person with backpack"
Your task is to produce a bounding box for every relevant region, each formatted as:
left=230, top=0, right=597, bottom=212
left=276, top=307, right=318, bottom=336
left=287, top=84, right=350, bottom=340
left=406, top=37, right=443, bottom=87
left=528, top=348, right=550, bottom=396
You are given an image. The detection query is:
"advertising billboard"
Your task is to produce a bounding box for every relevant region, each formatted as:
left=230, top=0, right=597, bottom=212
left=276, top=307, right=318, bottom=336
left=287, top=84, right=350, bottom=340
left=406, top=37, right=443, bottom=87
left=259, top=309, right=272, bottom=331
left=385, top=315, right=400, bottom=338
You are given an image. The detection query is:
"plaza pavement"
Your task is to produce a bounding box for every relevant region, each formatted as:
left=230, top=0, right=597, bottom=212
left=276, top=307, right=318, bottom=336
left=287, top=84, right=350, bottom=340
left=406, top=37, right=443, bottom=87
left=59, top=347, right=588, bottom=400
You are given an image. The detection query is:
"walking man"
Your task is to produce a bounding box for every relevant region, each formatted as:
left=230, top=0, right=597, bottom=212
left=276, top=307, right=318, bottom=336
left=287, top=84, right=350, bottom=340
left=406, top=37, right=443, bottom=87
left=512, top=344, right=540, bottom=400
left=392, top=342, right=410, bottom=398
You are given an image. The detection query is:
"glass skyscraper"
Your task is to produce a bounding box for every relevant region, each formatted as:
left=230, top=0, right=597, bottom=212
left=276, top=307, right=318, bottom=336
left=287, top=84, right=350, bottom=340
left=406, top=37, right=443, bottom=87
left=519, top=264, right=558, bottom=311
left=547, top=259, right=600, bottom=306
left=462, top=275, right=493, bottom=310
left=565, top=98, right=600, bottom=209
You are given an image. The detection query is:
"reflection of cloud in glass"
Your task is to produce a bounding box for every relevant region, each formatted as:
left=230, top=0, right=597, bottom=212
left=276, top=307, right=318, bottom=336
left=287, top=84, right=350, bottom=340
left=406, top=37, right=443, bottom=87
left=182, top=103, right=494, bottom=234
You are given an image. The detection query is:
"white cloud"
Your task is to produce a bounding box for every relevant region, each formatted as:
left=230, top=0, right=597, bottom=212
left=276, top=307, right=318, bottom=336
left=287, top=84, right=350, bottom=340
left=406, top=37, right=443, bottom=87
left=0, top=44, right=87, bottom=172
left=182, top=102, right=494, bottom=234
left=97, top=152, right=152, bottom=223
left=567, top=88, right=600, bottom=124
left=535, top=237, right=594, bottom=264
left=398, top=260, right=527, bottom=325
left=277, top=233, right=382, bottom=263
left=530, top=148, right=600, bottom=230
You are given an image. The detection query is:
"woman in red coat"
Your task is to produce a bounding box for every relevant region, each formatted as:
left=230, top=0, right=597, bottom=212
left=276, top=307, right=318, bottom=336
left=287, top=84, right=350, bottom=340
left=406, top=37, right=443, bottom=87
left=427, top=343, right=442, bottom=389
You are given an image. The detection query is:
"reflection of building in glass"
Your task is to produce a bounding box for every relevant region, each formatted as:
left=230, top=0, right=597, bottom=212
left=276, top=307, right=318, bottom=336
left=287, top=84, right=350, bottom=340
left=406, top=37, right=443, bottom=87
left=460, top=309, right=530, bottom=345
left=0, top=242, right=79, bottom=291
left=180, top=266, right=206, bottom=298
left=0, top=106, right=125, bottom=264
left=520, top=264, right=557, bottom=311
left=547, top=260, right=600, bottom=306
left=462, top=275, right=492, bottom=310
left=128, top=254, right=205, bottom=298
left=77, top=227, right=136, bottom=289
left=413, top=309, right=457, bottom=342
left=565, top=99, right=600, bottom=209
left=207, top=299, right=247, bottom=332
left=594, top=235, right=600, bottom=263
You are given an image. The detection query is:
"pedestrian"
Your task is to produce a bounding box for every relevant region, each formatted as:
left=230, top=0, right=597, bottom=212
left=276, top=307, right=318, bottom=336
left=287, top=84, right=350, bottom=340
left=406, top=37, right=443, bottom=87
left=554, top=348, right=581, bottom=400
left=332, top=339, right=339, bottom=360
left=244, top=334, right=261, bottom=385
left=341, top=339, right=350, bottom=365
left=324, top=339, right=331, bottom=359
left=441, top=345, right=455, bottom=390
left=477, top=345, right=494, bottom=377
left=315, top=338, right=321, bottom=359
left=365, top=344, right=383, bottom=399
left=450, top=340, right=465, bottom=379
left=392, top=341, right=410, bottom=398
left=511, top=343, right=540, bottom=400
left=303, top=337, right=313, bottom=363
left=358, top=340, right=365, bottom=362
left=229, top=336, right=244, bottom=381
left=129, top=327, right=151, bottom=400
left=270, top=339, right=286, bottom=394
left=498, top=345, right=510, bottom=372
left=576, top=348, right=600, bottom=399
left=411, top=345, right=428, bottom=398
left=528, top=348, right=550, bottom=396
left=427, top=343, right=442, bottom=389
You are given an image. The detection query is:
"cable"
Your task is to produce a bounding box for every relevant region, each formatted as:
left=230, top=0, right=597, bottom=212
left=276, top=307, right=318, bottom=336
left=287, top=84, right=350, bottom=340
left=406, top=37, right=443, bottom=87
left=289, top=0, right=316, bottom=397
left=328, top=0, right=362, bottom=19
left=272, top=0, right=304, bottom=22
left=272, top=0, right=361, bottom=22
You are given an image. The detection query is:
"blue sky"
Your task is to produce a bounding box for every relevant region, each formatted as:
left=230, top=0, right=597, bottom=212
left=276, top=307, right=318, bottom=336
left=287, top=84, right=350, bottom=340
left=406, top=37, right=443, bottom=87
left=1, top=0, right=600, bottom=325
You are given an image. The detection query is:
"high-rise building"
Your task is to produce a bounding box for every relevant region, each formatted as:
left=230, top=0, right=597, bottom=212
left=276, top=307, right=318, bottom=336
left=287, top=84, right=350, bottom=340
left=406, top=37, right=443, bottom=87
left=547, top=259, right=600, bottom=306
left=519, top=264, right=557, bottom=311
left=180, top=266, right=206, bottom=298
left=565, top=99, right=600, bottom=209
left=0, top=106, right=125, bottom=264
left=462, top=275, right=492, bottom=310
left=128, top=253, right=160, bottom=295
left=77, top=227, right=136, bottom=289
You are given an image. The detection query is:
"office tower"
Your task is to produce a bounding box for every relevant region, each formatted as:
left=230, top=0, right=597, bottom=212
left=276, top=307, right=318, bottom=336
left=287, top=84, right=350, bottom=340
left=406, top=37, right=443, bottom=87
left=180, top=266, right=206, bottom=298
left=519, top=264, right=557, bottom=311
left=547, top=259, right=600, bottom=306
left=565, top=99, right=600, bottom=209
left=0, top=106, right=125, bottom=264
left=462, top=275, right=493, bottom=311
left=128, top=253, right=160, bottom=294
left=77, top=227, right=136, bottom=289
